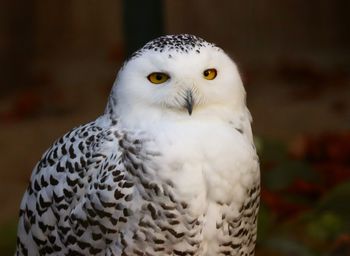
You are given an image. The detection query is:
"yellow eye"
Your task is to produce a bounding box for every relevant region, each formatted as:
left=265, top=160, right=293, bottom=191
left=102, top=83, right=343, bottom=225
left=203, top=68, right=217, bottom=80
left=147, top=72, right=170, bottom=84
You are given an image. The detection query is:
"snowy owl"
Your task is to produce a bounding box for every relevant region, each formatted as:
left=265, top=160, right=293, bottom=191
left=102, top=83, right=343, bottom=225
left=16, top=34, right=260, bottom=256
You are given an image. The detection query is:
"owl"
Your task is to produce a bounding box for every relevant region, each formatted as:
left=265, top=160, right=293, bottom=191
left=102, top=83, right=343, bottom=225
left=16, top=34, right=260, bottom=256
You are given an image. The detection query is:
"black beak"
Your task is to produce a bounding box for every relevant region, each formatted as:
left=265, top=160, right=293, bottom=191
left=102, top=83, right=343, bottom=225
left=185, top=90, right=194, bottom=115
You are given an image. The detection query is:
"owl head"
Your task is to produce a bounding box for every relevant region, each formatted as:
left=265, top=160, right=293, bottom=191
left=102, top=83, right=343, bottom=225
left=107, top=34, right=247, bottom=124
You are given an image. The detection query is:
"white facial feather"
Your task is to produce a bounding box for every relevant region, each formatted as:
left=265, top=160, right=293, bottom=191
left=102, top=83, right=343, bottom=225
left=109, top=35, right=247, bottom=128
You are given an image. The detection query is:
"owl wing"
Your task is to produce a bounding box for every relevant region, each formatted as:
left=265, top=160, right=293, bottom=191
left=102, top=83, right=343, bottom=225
left=220, top=181, right=260, bottom=255
left=219, top=111, right=260, bottom=255
left=16, top=118, right=144, bottom=256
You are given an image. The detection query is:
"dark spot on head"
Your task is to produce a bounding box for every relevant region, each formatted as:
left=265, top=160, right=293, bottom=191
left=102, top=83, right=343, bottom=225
left=130, top=34, right=217, bottom=59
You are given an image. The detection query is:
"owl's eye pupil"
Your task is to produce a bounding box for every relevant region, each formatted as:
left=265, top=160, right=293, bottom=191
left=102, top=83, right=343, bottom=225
left=204, top=70, right=210, bottom=77
left=156, top=74, right=163, bottom=80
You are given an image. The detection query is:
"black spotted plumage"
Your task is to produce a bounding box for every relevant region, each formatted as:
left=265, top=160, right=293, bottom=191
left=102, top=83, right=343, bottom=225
left=130, top=34, right=217, bottom=60
left=16, top=34, right=260, bottom=256
left=16, top=118, right=208, bottom=255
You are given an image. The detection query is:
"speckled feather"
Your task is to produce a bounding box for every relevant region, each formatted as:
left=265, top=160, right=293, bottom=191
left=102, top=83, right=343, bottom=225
left=130, top=34, right=215, bottom=59
left=16, top=34, right=260, bottom=256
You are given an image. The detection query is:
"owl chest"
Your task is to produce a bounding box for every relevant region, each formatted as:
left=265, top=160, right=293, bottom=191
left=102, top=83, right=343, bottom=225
left=148, top=122, right=258, bottom=215
left=137, top=123, right=259, bottom=254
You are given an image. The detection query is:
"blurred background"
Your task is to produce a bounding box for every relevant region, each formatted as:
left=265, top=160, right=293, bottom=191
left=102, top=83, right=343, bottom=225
left=0, top=0, right=349, bottom=255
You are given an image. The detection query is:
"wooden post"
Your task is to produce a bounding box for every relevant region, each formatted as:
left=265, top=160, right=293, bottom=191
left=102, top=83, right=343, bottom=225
left=122, top=0, right=164, bottom=56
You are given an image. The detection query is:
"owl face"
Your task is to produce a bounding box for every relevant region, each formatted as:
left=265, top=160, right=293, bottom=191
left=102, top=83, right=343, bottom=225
left=114, top=35, right=246, bottom=118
